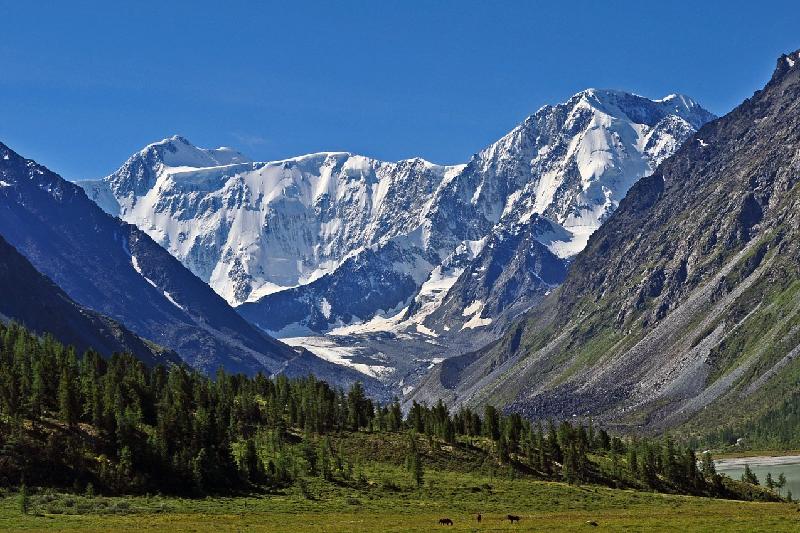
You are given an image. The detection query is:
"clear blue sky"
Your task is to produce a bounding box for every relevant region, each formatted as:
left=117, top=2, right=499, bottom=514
left=1, top=1, right=798, bottom=180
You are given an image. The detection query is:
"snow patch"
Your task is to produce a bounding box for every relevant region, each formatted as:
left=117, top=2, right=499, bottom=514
left=282, top=336, right=392, bottom=378
left=320, top=298, right=332, bottom=319
left=462, top=300, right=483, bottom=317
left=163, top=291, right=185, bottom=311
left=462, top=314, right=492, bottom=330
left=131, top=256, right=158, bottom=288
left=415, top=323, right=437, bottom=337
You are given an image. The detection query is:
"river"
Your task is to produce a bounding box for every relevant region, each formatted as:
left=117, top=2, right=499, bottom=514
left=715, top=455, right=800, bottom=497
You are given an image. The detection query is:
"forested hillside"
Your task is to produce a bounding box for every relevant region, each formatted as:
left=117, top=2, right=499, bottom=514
left=0, top=321, right=780, bottom=504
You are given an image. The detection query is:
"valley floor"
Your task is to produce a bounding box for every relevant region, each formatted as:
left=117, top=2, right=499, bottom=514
left=2, top=471, right=799, bottom=532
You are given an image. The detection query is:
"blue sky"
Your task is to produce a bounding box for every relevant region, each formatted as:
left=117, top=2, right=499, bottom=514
left=1, top=1, right=798, bottom=180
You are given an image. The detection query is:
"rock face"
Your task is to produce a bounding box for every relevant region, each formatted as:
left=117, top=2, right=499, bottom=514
left=410, top=49, right=800, bottom=434
left=421, top=216, right=569, bottom=336
left=77, top=91, right=713, bottom=389
left=0, top=234, right=179, bottom=366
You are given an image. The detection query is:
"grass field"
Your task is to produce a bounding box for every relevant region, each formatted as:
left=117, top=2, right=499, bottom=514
left=2, top=466, right=800, bottom=532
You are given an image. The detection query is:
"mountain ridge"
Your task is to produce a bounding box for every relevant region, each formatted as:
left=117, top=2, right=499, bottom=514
left=0, top=233, right=179, bottom=366
left=409, top=48, right=800, bottom=433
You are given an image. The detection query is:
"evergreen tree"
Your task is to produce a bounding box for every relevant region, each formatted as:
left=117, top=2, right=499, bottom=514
left=741, top=464, right=759, bottom=485
left=57, top=349, right=79, bottom=427
left=484, top=405, right=500, bottom=441
left=18, top=483, right=29, bottom=515
left=405, top=432, right=424, bottom=488
left=700, top=452, right=716, bottom=479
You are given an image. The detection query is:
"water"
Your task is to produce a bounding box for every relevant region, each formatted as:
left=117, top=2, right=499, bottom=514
left=715, top=455, right=800, bottom=497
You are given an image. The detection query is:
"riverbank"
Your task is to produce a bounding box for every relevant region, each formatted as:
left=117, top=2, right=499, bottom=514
left=715, top=455, right=800, bottom=468
left=712, top=449, right=800, bottom=461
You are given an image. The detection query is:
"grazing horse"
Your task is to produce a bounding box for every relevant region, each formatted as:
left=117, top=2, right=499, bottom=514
left=507, top=514, right=521, bottom=523
left=438, top=518, right=453, bottom=526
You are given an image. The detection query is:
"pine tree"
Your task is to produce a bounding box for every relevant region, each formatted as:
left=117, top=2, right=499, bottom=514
left=700, top=452, right=716, bottom=479
left=627, top=447, right=638, bottom=476
left=302, top=432, right=317, bottom=475
left=18, top=483, right=29, bottom=515
left=405, top=432, right=424, bottom=488
left=319, top=436, right=332, bottom=480
left=661, top=436, right=678, bottom=483
left=57, top=350, right=79, bottom=427
left=741, top=464, right=759, bottom=485
left=548, top=420, right=562, bottom=464
left=484, top=405, right=500, bottom=441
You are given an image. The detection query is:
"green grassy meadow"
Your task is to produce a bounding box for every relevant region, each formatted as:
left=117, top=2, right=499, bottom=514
left=2, top=466, right=799, bottom=532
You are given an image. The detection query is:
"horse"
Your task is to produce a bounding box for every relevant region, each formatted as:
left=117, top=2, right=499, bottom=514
left=507, top=514, right=521, bottom=523
left=438, top=518, right=453, bottom=526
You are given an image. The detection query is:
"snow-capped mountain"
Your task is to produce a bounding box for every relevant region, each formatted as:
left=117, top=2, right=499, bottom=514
left=81, top=137, right=461, bottom=306
left=78, top=90, right=714, bottom=387
left=0, top=141, right=389, bottom=397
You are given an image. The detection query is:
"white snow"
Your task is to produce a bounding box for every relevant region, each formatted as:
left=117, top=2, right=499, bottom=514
left=415, top=322, right=437, bottom=337
left=460, top=299, right=491, bottom=330
left=320, top=298, right=332, bottom=319
left=281, top=336, right=392, bottom=378
left=466, top=237, right=489, bottom=258
left=130, top=256, right=158, bottom=288
left=163, top=291, right=185, bottom=311
left=462, top=300, right=483, bottom=317
left=461, top=314, right=493, bottom=330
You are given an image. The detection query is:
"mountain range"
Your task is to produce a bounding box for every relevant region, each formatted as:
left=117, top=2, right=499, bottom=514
left=78, top=89, right=714, bottom=390
left=0, top=141, right=385, bottom=395
left=5, top=45, right=800, bottom=442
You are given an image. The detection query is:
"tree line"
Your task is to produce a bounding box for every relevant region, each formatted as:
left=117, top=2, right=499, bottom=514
left=0, top=321, right=778, bottom=501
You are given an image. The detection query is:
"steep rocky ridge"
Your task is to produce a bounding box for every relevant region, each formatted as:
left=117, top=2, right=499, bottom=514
left=410, top=50, right=800, bottom=434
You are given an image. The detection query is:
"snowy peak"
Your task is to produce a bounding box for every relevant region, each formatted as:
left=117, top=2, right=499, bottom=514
left=445, top=88, right=716, bottom=258
left=563, top=89, right=712, bottom=130
left=141, top=135, right=252, bottom=169
left=81, top=142, right=463, bottom=306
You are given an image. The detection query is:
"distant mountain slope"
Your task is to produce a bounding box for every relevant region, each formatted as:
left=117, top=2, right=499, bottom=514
left=0, top=141, right=298, bottom=375
left=0, top=234, right=178, bottom=366
left=411, top=49, right=800, bottom=434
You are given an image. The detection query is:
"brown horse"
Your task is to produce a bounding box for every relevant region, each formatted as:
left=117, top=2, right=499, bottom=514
left=438, top=518, right=453, bottom=526
left=507, top=514, right=521, bottom=523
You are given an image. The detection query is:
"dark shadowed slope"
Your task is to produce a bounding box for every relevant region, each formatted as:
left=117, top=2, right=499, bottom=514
left=0, top=234, right=178, bottom=366
left=0, top=141, right=297, bottom=375
left=411, top=49, right=800, bottom=434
